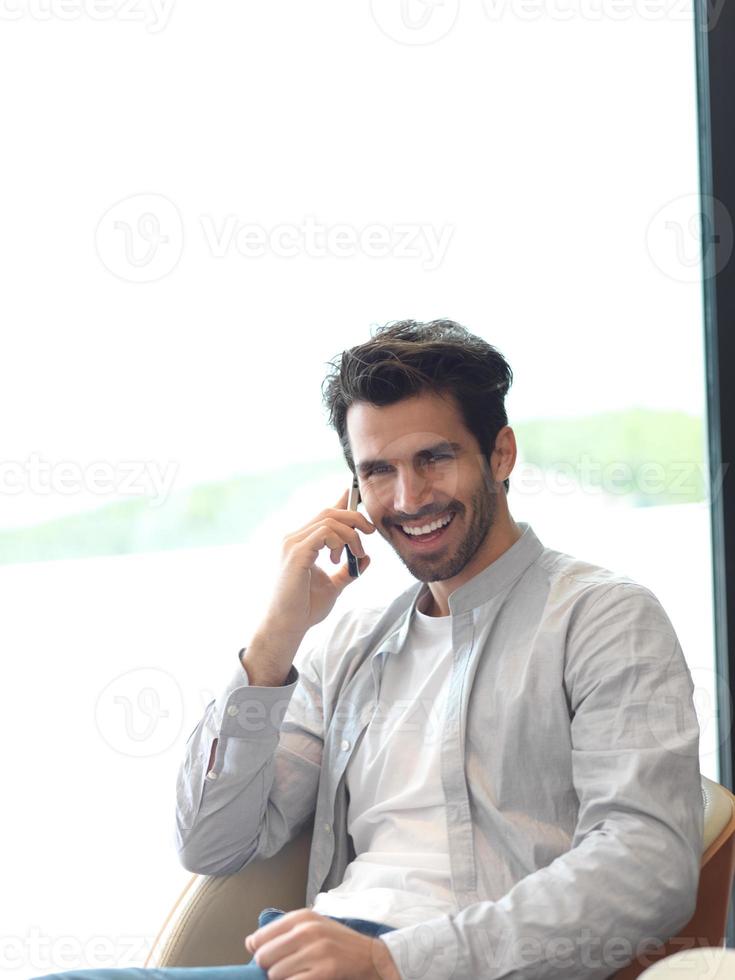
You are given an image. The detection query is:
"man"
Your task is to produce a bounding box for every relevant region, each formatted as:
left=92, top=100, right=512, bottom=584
left=38, top=319, right=703, bottom=979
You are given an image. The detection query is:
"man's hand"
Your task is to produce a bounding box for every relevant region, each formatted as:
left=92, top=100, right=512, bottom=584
left=240, top=489, right=374, bottom=690
left=255, top=488, right=375, bottom=648
left=244, top=907, right=401, bottom=980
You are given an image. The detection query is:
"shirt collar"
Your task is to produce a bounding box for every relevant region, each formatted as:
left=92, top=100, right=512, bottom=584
left=446, top=520, right=545, bottom=615
left=373, top=522, right=545, bottom=658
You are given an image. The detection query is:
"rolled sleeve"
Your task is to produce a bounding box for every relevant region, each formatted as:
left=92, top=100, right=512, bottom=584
left=174, top=647, right=302, bottom=876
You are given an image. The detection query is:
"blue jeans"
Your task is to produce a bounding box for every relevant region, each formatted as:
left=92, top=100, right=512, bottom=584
left=32, top=907, right=396, bottom=979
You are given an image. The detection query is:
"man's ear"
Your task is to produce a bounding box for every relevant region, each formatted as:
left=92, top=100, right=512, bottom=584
left=491, top=426, right=517, bottom=484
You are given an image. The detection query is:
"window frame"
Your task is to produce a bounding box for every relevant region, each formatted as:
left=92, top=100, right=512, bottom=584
left=695, top=0, right=735, bottom=942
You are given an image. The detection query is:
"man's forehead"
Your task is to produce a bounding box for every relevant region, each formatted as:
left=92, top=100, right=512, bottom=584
left=346, top=392, right=463, bottom=442
left=346, top=395, right=467, bottom=468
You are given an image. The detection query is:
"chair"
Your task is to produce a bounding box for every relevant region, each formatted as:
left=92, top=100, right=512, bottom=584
left=638, top=947, right=735, bottom=977
left=146, top=775, right=735, bottom=973
left=611, top=775, right=735, bottom=978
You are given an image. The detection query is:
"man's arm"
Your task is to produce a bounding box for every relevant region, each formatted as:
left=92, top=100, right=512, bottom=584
left=173, top=487, right=375, bottom=876
left=378, top=583, right=704, bottom=980
left=173, top=627, right=327, bottom=876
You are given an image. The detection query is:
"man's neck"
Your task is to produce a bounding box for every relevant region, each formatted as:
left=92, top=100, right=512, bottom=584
left=424, top=516, right=524, bottom=617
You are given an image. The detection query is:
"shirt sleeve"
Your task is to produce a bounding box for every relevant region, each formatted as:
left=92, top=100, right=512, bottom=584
left=173, top=630, right=326, bottom=877
left=378, top=583, right=704, bottom=980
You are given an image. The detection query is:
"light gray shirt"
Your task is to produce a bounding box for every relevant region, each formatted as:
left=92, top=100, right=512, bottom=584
left=310, top=593, right=458, bottom=927
left=174, top=522, right=703, bottom=979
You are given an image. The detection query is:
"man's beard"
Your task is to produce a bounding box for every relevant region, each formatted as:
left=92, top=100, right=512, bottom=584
left=388, top=470, right=499, bottom=583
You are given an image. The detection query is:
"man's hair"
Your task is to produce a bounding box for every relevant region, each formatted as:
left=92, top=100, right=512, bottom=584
left=321, top=318, right=514, bottom=493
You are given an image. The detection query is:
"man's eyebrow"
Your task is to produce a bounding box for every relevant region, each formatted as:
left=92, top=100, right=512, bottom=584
left=356, top=440, right=462, bottom=474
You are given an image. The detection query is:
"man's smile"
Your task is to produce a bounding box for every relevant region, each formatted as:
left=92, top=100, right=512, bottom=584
left=393, top=510, right=457, bottom=549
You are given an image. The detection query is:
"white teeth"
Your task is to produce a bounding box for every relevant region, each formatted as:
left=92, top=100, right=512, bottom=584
left=400, top=512, right=454, bottom=536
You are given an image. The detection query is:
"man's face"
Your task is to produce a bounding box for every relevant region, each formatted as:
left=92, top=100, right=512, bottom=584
left=346, top=390, right=501, bottom=583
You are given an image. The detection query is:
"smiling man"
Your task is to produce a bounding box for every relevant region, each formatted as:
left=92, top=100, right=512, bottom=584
left=346, top=388, right=522, bottom=617
left=34, top=319, right=703, bottom=980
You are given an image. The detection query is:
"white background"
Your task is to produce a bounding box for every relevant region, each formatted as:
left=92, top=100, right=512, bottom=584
left=0, top=1, right=719, bottom=976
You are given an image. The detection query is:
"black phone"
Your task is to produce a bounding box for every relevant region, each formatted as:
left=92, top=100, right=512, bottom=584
left=345, top=475, right=362, bottom=577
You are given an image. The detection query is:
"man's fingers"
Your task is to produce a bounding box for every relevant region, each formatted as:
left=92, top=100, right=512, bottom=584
left=246, top=908, right=317, bottom=954
left=288, top=513, right=373, bottom=548
left=284, top=487, right=363, bottom=541
left=289, top=520, right=366, bottom=561
left=325, top=511, right=375, bottom=536
left=345, top=511, right=376, bottom=534
left=287, top=525, right=345, bottom=559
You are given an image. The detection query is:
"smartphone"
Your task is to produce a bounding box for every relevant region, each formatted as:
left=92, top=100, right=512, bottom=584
left=345, top=475, right=362, bottom=578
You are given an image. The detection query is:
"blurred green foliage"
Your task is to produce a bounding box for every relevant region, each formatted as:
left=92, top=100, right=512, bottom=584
left=513, top=409, right=706, bottom=506
left=0, top=409, right=707, bottom=565
left=0, top=458, right=344, bottom=566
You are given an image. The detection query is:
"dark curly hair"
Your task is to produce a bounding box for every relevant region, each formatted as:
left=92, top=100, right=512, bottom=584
left=321, top=318, right=513, bottom=493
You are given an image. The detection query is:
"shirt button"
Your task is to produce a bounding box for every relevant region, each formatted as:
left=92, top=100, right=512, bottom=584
left=226, top=704, right=239, bottom=716
left=206, top=771, right=218, bottom=781
left=340, top=739, right=350, bottom=752
left=324, top=822, right=332, bottom=833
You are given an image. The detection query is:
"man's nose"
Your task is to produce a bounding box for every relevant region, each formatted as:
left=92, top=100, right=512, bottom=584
left=392, top=465, right=432, bottom=517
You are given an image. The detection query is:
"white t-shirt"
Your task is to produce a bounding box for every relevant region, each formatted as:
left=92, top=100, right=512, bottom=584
left=310, top=592, right=459, bottom=928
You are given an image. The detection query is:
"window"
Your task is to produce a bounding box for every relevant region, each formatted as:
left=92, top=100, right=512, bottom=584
left=2, top=3, right=721, bottom=975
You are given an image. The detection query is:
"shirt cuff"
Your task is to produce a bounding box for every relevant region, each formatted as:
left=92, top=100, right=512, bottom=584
left=212, top=647, right=300, bottom=736
left=378, top=914, right=465, bottom=980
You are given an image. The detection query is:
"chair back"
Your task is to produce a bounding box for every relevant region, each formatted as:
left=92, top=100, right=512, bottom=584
left=146, top=820, right=313, bottom=968
left=612, top=776, right=735, bottom=979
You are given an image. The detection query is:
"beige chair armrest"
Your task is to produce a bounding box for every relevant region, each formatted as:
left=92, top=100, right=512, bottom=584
left=146, top=822, right=313, bottom=968
left=701, top=774, right=734, bottom=855
left=639, top=948, right=735, bottom=977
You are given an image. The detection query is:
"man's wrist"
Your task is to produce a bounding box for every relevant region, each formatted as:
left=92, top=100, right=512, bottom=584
left=241, top=627, right=304, bottom=687
left=239, top=651, right=290, bottom=687
left=252, top=621, right=306, bottom=659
